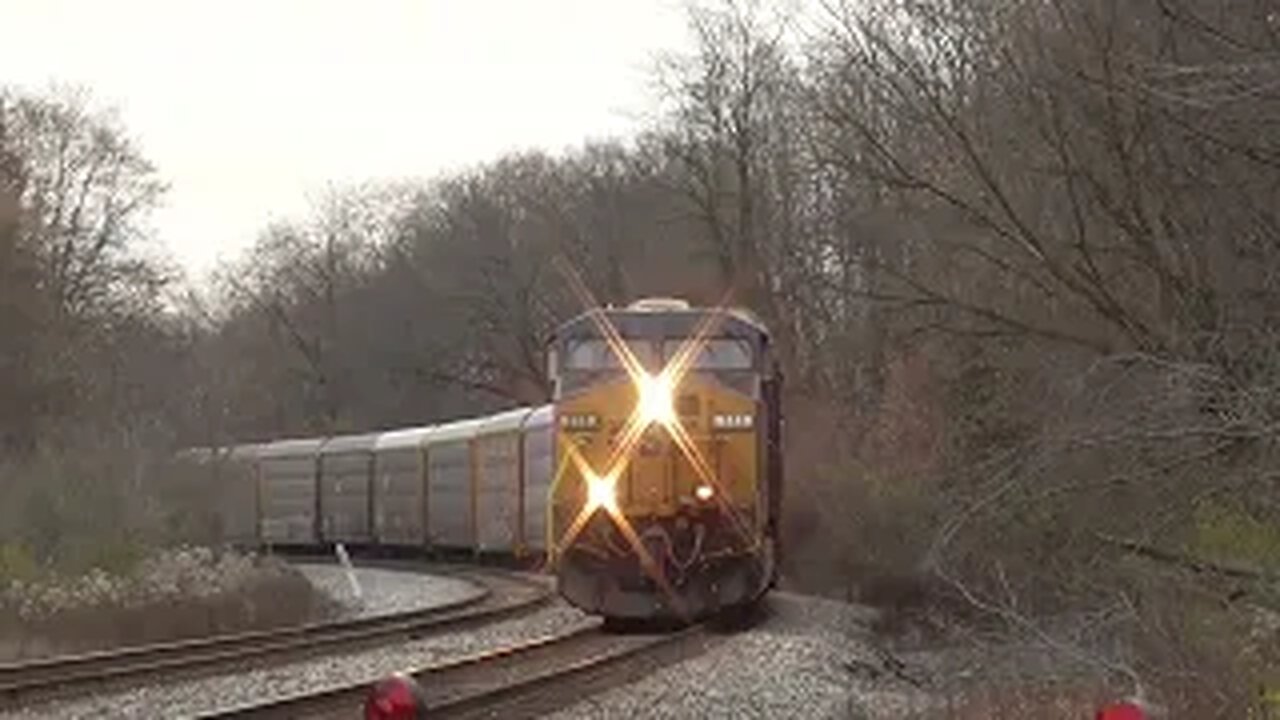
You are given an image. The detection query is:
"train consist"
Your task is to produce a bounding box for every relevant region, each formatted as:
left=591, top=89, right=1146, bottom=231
left=183, top=406, right=554, bottom=556
left=182, top=298, right=782, bottom=622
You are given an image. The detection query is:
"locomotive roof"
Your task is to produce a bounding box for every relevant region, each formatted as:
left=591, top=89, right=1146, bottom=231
left=554, top=305, right=769, bottom=342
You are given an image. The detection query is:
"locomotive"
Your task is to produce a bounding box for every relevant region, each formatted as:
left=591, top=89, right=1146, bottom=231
left=548, top=298, right=783, bottom=620
left=178, top=298, right=782, bottom=623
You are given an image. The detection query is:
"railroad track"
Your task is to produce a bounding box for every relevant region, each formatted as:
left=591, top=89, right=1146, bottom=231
left=0, top=566, right=551, bottom=710
left=199, top=621, right=715, bottom=719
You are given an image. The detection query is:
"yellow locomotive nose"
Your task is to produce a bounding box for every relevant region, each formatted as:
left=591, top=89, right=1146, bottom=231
left=547, top=299, right=780, bottom=620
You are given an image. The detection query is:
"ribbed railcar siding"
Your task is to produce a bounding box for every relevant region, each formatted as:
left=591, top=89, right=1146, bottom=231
left=221, top=445, right=261, bottom=545
left=319, top=434, right=379, bottom=543
left=427, top=443, right=471, bottom=548
left=425, top=419, right=482, bottom=551
left=373, top=426, right=435, bottom=547
left=259, top=439, right=325, bottom=544
left=373, top=445, right=427, bottom=545
left=521, top=406, right=554, bottom=555
left=474, top=408, right=533, bottom=554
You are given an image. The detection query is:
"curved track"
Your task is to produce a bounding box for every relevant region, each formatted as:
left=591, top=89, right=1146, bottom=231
left=198, top=622, right=714, bottom=719
left=0, top=566, right=550, bottom=710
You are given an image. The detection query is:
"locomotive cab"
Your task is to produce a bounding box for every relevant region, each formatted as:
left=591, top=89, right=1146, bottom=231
left=547, top=298, right=782, bottom=621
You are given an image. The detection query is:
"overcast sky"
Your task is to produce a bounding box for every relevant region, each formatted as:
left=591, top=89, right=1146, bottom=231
left=1, top=0, right=691, bottom=281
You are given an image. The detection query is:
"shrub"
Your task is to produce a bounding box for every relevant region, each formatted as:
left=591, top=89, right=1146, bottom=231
left=0, top=546, right=337, bottom=658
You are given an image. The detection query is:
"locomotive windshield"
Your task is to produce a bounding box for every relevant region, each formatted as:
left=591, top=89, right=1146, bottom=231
left=661, top=338, right=753, bottom=370
left=564, top=338, right=659, bottom=371
left=551, top=305, right=770, bottom=400
left=562, top=337, right=753, bottom=372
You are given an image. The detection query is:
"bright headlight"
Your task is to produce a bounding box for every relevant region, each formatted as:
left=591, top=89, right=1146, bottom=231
left=712, top=413, right=754, bottom=430
left=585, top=472, right=617, bottom=513
left=637, top=373, right=675, bottom=427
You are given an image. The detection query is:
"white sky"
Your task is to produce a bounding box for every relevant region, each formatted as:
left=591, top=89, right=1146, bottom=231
left=1, top=0, right=691, bottom=281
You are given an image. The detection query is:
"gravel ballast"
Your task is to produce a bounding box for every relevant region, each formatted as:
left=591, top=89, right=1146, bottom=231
left=1, top=565, right=575, bottom=720
left=4, top=581, right=939, bottom=720
left=543, top=592, right=925, bottom=720
left=293, top=563, right=483, bottom=618
left=0, top=603, right=594, bottom=720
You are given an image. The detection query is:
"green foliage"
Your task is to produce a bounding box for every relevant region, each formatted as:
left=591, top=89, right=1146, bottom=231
left=1259, top=688, right=1280, bottom=719
left=0, top=537, right=140, bottom=588
left=0, top=543, right=38, bottom=583
left=1194, top=503, right=1280, bottom=574
left=0, top=431, right=175, bottom=579
left=56, top=536, right=146, bottom=577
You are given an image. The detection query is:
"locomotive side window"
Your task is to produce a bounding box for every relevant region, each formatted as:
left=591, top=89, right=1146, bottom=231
left=662, top=338, right=753, bottom=370
left=564, top=338, right=658, bottom=371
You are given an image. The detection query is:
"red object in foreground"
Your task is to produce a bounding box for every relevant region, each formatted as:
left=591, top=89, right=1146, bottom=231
left=364, top=672, right=428, bottom=720
left=1096, top=701, right=1147, bottom=720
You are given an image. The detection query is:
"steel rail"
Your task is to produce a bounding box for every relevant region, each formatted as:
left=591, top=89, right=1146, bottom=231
left=199, top=622, right=711, bottom=719
left=0, top=567, right=550, bottom=709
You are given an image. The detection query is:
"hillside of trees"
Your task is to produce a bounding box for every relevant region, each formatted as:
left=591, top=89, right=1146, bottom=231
left=2, top=0, right=1278, bottom=712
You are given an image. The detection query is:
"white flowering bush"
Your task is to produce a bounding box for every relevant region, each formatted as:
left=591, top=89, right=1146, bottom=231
left=0, top=546, right=296, bottom=622
left=0, top=545, right=336, bottom=659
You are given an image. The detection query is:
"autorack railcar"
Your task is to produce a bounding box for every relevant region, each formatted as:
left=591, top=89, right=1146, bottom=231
left=372, top=426, right=434, bottom=546
left=189, top=408, right=553, bottom=559
left=319, top=432, right=379, bottom=544
left=258, top=437, right=326, bottom=546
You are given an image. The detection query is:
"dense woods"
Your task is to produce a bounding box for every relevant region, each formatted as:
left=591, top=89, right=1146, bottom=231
left=2, top=0, right=1278, bottom=711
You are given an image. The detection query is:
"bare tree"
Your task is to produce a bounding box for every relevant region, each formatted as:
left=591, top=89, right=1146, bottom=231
left=656, top=1, right=798, bottom=315
left=0, top=87, right=174, bottom=451
left=2, top=87, right=166, bottom=322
